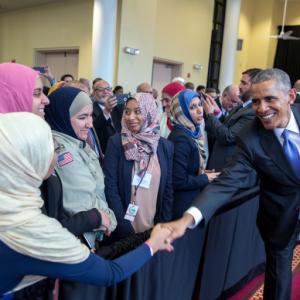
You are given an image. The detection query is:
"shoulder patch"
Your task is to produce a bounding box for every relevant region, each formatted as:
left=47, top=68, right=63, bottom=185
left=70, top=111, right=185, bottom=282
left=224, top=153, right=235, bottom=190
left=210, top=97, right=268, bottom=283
left=57, top=151, right=74, bottom=167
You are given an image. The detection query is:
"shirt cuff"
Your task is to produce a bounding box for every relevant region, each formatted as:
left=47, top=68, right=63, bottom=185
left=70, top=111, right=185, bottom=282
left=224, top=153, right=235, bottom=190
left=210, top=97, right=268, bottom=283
left=144, top=241, right=154, bottom=256
left=215, top=111, right=222, bottom=119
left=185, top=207, right=203, bottom=229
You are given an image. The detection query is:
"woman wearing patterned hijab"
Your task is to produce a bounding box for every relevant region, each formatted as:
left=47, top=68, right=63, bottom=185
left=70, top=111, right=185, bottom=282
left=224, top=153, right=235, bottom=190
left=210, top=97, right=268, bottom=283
left=104, top=93, right=174, bottom=240
left=168, top=89, right=220, bottom=218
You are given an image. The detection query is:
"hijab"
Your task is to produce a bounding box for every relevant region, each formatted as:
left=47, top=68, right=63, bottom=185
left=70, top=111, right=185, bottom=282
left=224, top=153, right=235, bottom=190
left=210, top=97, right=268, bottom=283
left=45, top=87, right=92, bottom=139
left=170, top=89, right=202, bottom=139
left=170, top=90, right=206, bottom=173
left=0, top=113, right=90, bottom=290
left=0, top=62, right=39, bottom=113
left=121, top=93, right=160, bottom=176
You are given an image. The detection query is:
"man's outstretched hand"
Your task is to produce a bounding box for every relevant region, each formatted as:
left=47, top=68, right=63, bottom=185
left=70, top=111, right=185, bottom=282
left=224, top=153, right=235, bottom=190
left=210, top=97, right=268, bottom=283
left=161, top=213, right=195, bottom=242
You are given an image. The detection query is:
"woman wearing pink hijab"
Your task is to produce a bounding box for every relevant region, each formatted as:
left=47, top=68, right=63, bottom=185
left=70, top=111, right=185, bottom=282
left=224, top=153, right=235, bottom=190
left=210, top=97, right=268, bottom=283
left=0, top=62, right=49, bottom=116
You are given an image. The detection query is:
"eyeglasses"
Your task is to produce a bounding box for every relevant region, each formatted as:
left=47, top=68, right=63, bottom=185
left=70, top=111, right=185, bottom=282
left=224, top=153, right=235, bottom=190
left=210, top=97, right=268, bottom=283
left=54, top=142, right=65, bottom=154
left=95, top=87, right=112, bottom=92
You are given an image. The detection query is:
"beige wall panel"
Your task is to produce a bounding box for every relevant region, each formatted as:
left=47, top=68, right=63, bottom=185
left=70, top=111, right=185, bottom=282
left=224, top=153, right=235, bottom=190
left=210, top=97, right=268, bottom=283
left=154, top=0, right=214, bottom=88
left=117, top=0, right=158, bottom=92
left=0, top=0, right=93, bottom=79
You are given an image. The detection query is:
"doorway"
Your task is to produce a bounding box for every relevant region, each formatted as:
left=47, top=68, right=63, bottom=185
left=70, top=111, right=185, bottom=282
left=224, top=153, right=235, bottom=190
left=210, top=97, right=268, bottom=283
left=34, top=48, right=79, bottom=85
left=152, top=57, right=183, bottom=99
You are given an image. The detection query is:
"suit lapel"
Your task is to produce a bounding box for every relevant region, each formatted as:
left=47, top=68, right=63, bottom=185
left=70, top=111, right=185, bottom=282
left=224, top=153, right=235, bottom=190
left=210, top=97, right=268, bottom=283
left=123, top=157, right=133, bottom=205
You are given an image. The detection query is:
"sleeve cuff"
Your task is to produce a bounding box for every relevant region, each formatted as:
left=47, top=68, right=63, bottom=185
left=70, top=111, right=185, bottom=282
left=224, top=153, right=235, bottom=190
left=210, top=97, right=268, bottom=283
left=144, top=241, right=154, bottom=256
left=185, top=207, right=203, bottom=229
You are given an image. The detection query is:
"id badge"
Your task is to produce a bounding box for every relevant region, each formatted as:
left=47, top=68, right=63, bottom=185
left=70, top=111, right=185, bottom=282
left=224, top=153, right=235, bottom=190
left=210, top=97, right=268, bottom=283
left=132, top=172, right=152, bottom=189
left=124, top=203, right=139, bottom=221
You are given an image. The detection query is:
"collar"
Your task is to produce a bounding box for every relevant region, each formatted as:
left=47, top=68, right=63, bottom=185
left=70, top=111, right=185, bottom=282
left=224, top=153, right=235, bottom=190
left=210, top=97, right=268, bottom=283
left=243, top=99, right=252, bottom=108
left=273, top=110, right=300, bottom=139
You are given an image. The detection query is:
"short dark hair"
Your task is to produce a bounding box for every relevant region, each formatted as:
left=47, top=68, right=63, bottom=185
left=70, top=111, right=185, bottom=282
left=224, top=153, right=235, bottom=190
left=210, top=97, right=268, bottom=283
left=184, top=82, right=195, bottom=89
left=205, top=87, right=217, bottom=94
left=252, top=68, right=291, bottom=92
left=60, top=74, right=74, bottom=81
left=196, top=85, right=205, bottom=92
left=242, top=68, right=262, bottom=81
left=92, top=77, right=103, bottom=86
left=113, top=85, right=123, bottom=93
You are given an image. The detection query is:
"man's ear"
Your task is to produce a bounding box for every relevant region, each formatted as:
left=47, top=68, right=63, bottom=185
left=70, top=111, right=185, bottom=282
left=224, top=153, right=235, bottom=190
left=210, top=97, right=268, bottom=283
left=288, top=88, right=296, bottom=104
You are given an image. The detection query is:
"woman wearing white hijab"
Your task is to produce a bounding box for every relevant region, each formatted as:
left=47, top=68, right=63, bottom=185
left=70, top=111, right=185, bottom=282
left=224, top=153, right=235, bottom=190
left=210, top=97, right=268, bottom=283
left=0, top=112, right=173, bottom=297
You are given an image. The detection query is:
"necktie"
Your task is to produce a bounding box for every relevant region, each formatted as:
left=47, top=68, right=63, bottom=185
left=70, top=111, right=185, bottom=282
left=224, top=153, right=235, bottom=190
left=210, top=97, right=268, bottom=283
left=282, top=129, right=300, bottom=179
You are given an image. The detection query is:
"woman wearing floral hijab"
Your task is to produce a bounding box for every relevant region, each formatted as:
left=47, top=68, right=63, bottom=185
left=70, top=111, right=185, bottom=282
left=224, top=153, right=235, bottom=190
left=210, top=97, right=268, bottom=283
left=104, top=93, right=174, bottom=240
left=168, top=89, right=220, bottom=218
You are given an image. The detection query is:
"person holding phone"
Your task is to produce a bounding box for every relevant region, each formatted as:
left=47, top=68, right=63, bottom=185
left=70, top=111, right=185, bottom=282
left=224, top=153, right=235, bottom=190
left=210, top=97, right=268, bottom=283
left=92, top=79, right=124, bottom=153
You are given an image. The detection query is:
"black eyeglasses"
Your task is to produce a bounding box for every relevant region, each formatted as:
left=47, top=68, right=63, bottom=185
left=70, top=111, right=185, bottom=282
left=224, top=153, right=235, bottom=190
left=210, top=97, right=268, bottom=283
left=95, top=87, right=112, bottom=92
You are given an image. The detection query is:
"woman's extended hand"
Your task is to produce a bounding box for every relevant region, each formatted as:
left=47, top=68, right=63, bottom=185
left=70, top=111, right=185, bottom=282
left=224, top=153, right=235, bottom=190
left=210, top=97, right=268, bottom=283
left=145, top=224, right=174, bottom=254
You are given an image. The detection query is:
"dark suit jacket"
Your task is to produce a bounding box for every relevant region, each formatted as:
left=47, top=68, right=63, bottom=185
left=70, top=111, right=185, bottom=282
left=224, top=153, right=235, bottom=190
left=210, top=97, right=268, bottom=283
left=193, top=104, right=300, bottom=249
left=41, top=173, right=102, bottom=237
left=103, top=134, right=174, bottom=239
left=206, top=103, right=256, bottom=171
left=168, top=127, right=209, bottom=218
left=295, top=92, right=300, bottom=104
left=93, top=102, right=123, bottom=153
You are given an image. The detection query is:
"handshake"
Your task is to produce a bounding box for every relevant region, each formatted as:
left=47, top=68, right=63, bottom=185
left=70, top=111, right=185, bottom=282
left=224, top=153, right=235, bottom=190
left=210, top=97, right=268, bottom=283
left=145, top=213, right=195, bottom=254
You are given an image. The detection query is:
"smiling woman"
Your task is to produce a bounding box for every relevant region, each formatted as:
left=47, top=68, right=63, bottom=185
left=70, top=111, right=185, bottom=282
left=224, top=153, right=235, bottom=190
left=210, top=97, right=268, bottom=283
left=0, top=62, right=49, bottom=117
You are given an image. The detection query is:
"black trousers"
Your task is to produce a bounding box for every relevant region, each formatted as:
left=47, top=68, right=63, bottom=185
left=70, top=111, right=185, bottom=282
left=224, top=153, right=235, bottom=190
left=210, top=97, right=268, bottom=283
left=263, top=222, right=300, bottom=300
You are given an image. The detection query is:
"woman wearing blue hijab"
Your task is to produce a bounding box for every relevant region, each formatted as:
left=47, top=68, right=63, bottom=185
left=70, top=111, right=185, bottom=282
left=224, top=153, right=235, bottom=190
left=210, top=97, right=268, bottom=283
left=168, top=90, right=219, bottom=218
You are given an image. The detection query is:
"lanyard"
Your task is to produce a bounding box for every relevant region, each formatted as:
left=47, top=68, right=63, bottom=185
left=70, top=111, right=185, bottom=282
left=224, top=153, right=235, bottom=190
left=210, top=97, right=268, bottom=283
left=133, top=156, right=151, bottom=198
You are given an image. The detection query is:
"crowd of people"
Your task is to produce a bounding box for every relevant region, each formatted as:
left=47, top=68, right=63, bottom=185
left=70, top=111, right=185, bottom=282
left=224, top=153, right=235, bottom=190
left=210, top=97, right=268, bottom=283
left=0, top=61, right=300, bottom=300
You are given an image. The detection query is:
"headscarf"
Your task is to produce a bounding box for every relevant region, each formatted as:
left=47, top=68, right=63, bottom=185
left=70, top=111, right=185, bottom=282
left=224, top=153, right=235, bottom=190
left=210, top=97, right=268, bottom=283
left=170, top=90, right=206, bottom=173
left=45, top=87, right=92, bottom=140
left=170, top=89, right=202, bottom=139
left=162, top=82, right=185, bottom=98
left=121, top=93, right=160, bottom=176
left=0, top=62, right=39, bottom=113
left=161, top=82, right=185, bottom=130
left=47, top=80, right=66, bottom=95
left=0, top=113, right=89, bottom=265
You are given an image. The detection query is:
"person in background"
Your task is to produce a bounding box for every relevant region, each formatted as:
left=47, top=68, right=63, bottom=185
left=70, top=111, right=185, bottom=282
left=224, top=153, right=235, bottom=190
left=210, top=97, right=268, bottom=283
left=159, top=82, right=185, bottom=138
left=136, top=82, right=153, bottom=94
left=104, top=93, right=174, bottom=240
left=152, top=88, right=158, bottom=100
left=0, top=112, right=174, bottom=298
left=79, top=78, right=91, bottom=95
left=196, top=85, right=206, bottom=94
left=92, top=79, right=123, bottom=153
left=184, top=82, right=195, bottom=90
left=168, top=89, right=219, bottom=217
left=113, top=85, right=124, bottom=96
left=293, top=79, right=300, bottom=103
left=60, top=74, right=74, bottom=83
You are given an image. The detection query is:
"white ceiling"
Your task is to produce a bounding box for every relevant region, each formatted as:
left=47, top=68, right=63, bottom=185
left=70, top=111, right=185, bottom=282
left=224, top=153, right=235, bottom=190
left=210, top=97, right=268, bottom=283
left=0, top=0, right=60, bottom=13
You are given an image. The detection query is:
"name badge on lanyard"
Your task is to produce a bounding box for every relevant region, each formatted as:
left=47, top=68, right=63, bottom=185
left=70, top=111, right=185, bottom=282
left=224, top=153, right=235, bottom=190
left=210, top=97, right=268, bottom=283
left=132, top=172, right=152, bottom=189
left=124, top=203, right=139, bottom=221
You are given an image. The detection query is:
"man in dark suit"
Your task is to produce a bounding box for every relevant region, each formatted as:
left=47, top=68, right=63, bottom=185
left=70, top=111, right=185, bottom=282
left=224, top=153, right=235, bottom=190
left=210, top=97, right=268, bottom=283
left=293, top=79, right=300, bottom=104
left=92, top=79, right=123, bottom=153
left=163, top=68, right=299, bottom=300
left=205, top=68, right=261, bottom=170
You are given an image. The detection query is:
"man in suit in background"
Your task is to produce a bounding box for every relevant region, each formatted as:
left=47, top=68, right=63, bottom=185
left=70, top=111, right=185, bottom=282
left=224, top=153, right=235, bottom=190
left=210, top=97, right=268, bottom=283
left=293, top=79, right=300, bottom=104
left=92, top=79, right=123, bottom=153
left=164, top=68, right=299, bottom=300
left=204, top=68, right=261, bottom=170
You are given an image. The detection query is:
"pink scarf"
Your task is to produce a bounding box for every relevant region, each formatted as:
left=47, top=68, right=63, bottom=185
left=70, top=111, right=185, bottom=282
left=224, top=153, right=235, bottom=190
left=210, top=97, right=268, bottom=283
left=0, top=63, right=38, bottom=113
left=121, top=93, right=160, bottom=175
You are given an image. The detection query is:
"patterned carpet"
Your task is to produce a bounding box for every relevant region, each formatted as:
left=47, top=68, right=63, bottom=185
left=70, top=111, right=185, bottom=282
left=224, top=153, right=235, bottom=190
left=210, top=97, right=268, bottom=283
left=229, top=245, right=300, bottom=300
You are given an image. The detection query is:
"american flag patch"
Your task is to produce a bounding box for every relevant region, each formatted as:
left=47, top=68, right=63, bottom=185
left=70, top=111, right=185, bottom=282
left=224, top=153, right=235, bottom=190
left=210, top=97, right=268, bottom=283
left=57, top=152, right=73, bottom=167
